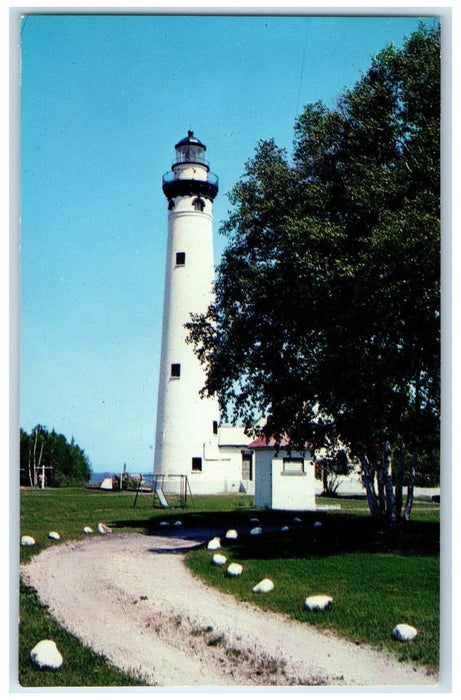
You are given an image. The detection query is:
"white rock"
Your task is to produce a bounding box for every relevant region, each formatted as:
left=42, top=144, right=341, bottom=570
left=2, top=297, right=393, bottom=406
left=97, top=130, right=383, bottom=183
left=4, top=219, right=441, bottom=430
left=252, top=578, right=274, bottom=593
left=98, top=522, right=112, bottom=534
left=48, top=531, right=60, bottom=540
left=250, top=518, right=260, bottom=523
left=225, top=529, right=238, bottom=539
left=281, top=525, right=290, bottom=532
left=30, top=639, right=63, bottom=669
left=293, top=517, right=302, bottom=523
left=314, top=521, right=323, bottom=528
left=207, top=537, right=221, bottom=551
left=227, top=562, right=243, bottom=577
left=173, top=520, right=182, bottom=526
left=250, top=526, right=262, bottom=535
left=21, top=535, right=35, bottom=546
left=212, top=553, right=227, bottom=566
left=392, top=623, right=418, bottom=641
left=159, top=521, right=170, bottom=527
left=304, top=595, right=333, bottom=611
left=83, top=526, right=93, bottom=534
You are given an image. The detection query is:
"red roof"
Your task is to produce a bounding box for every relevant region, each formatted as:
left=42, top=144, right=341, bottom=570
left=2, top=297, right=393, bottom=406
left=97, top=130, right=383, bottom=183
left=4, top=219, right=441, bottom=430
left=247, top=436, right=282, bottom=448
left=247, top=435, right=311, bottom=449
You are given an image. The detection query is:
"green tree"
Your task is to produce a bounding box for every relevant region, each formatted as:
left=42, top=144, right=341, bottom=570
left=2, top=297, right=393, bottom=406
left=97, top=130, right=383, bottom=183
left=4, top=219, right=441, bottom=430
left=20, top=425, right=91, bottom=487
left=187, top=25, right=440, bottom=521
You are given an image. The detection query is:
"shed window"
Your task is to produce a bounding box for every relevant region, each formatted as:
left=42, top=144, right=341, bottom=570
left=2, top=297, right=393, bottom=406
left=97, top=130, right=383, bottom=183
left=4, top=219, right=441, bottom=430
left=192, top=457, right=202, bottom=472
left=170, top=363, right=181, bottom=378
left=282, top=458, right=304, bottom=474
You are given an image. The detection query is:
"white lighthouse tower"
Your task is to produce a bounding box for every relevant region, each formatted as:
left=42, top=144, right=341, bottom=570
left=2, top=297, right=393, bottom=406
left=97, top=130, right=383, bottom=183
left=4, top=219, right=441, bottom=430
left=153, top=131, right=222, bottom=493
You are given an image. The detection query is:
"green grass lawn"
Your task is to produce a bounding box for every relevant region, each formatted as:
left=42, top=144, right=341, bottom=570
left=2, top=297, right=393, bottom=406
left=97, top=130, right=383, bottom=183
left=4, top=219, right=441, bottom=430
left=186, top=511, right=440, bottom=669
left=18, top=487, right=440, bottom=685
left=19, top=487, right=255, bottom=564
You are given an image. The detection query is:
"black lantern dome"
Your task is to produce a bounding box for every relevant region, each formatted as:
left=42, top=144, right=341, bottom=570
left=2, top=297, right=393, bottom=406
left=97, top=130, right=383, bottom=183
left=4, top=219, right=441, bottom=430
left=173, top=130, right=208, bottom=168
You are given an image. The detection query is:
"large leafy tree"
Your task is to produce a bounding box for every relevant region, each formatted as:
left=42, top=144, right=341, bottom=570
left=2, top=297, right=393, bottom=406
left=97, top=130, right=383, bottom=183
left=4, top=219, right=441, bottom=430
left=187, top=25, right=440, bottom=521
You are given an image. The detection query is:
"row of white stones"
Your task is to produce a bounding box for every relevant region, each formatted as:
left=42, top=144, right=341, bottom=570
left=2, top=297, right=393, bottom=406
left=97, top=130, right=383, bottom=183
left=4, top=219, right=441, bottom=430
left=206, top=534, right=418, bottom=642
left=21, top=523, right=113, bottom=547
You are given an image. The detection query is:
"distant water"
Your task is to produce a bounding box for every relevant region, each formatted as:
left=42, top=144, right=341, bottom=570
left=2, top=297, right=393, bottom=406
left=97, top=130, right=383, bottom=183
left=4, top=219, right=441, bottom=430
left=89, top=472, right=152, bottom=485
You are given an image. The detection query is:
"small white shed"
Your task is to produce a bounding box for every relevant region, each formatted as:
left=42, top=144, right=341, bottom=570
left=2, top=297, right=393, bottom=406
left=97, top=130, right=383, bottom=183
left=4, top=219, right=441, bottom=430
left=249, top=436, right=316, bottom=511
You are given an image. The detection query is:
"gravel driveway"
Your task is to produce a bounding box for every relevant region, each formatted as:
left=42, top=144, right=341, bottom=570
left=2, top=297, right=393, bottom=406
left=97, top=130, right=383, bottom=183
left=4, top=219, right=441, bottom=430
left=21, top=530, right=438, bottom=687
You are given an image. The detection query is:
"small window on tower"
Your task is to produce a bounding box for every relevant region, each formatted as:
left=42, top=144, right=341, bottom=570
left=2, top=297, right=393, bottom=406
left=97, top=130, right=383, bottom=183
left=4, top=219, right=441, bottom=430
left=176, top=252, right=186, bottom=266
left=213, top=421, right=218, bottom=435
left=170, top=363, right=181, bottom=378
left=192, top=457, right=202, bottom=472
left=192, top=197, right=205, bottom=212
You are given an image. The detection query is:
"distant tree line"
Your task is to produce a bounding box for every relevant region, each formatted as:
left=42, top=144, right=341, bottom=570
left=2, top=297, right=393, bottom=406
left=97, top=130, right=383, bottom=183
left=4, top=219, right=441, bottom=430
left=20, top=425, right=91, bottom=487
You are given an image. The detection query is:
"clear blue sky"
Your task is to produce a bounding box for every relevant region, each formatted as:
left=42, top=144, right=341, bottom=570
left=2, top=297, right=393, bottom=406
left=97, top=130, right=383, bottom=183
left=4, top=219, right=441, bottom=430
left=19, top=12, right=440, bottom=475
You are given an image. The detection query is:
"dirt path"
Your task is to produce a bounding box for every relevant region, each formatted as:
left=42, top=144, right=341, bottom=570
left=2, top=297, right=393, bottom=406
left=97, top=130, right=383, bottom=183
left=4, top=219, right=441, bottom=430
left=21, top=531, right=438, bottom=687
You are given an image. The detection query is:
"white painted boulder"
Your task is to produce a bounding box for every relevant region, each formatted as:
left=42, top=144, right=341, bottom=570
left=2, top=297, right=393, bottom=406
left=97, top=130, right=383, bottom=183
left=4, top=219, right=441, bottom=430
left=392, top=624, right=418, bottom=641
left=159, top=521, right=170, bottom=527
left=227, top=563, right=243, bottom=577
left=83, top=526, right=93, bottom=534
left=225, top=529, right=238, bottom=539
left=293, top=517, right=302, bottom=523
left=30, top=639, right=63, bottom=669
left=252, top=578, right=274, bottom=594
left=173, top=520, right=182, bottom=526
left=98, top=522, right=112, bottom=534
left=250, top=518, right=259, bottom=523
left=21, top=535, right=35, bottom=547
left=250, top=526, right=262, bottom=536
left=212, top=553, right=227, bottom=566
left=304, top=595, right=333, bottom=611
left=281, top=525, right=290, bottom=532
left=314, top=521, right=323, bottom=528
left=48, top=531, right=60, bottom=540
left=207, top=537, right=221, bottom=551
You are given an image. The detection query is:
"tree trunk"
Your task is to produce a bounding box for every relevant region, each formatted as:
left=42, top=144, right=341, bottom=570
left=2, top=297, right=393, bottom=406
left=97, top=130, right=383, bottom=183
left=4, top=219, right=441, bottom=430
left=377, top=462, right=386, bottom=513
left=394, top=442, right=405, bottom=519
left=360, top=453, right=382, bottom=518
left=403, top=455, right=417, bottom=521
left=32, top=428, right=44, bottom=488
left=27, top=447, right=33, bottom=487
left=322, top=465, right=328, bottom=493
left=382, top=441, right=398, bottom=526
left=32, top=430, right=38, bottom=486
left=37, top=442, right=44, bottom=487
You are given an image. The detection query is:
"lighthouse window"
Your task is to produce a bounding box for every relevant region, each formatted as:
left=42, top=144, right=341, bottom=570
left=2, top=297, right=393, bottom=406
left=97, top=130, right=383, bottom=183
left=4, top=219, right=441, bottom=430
left=176, top=252, right=186, bottom=266
left=213, top=420, right=218, bottom=435
left=192, top=197, right=205, bottom=212
left=192, top=457, right=202, bottom=472
left=170, top=363, right=181, bottom=378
